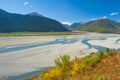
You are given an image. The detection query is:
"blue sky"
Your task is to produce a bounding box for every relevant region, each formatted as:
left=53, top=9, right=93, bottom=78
left=0, top=0, right=120, bottom=23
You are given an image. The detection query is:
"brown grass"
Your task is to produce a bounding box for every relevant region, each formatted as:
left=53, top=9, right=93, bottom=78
left=26, top=50, right=120, bottom=80
left=76, top=53, right=120, bottom=80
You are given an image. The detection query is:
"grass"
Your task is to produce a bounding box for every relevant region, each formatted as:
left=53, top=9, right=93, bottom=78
left=0, top=32, right=83, bottom=36
left=25, top=49, right=120, bottom=80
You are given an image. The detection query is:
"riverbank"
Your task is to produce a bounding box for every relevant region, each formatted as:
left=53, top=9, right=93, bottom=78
left=88, top=37, right=120, bottom=50
left=0, top=36, right=90, bottom=79
left=0, top=32, right=84, bottom=36
left=0, top=33, right=120, bottom=80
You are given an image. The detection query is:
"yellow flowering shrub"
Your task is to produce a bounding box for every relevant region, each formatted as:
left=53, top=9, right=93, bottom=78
left=71, top=61, right=86, bottom=76
left=40, top=67, right=63, bottom=80
left=71, top=61, right=80, bottom=76
left=55, top=55, right=72, bottom=76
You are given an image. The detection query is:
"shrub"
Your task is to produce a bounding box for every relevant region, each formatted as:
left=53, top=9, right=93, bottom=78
left=107, top=49, right=118, bottom=56
left=83, top=57, right=99, bottom=67
left=71, top=61, right=80, bottom=76
left=71, top=59, right=86, bottom=76
left=88, top=52, right=96, bottom=58
left=95, top=74, right=105, bottom=80
left=54, top=55, right=71, bottom=75
left=98, top=51, right=106, bottom=60
left=40, top=67, right=62, bottom=80
left=106, top=48, right=110, bottom=53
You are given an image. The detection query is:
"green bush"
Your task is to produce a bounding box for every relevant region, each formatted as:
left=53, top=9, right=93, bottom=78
left=98, top=51, right=106, bottom=59
left=106, top=48, right=110, bottom=53
left=88, top=52, right=96, bottom=58
left=83, top=57, right=99, bottom=67
left=95, top=74, right=105, bottom=80
left=107, top=49, right=118, bottom=56
left=54, top=55, right=72, bottom=75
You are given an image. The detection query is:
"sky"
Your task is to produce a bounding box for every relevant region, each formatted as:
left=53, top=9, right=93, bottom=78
left=0, top=0, right=120, bottom=24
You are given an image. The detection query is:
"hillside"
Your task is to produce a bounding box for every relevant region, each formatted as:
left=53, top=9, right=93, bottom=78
left=69, top=23, right=82, bottom=30
left=63, top=24, right=70, bottom=30
left=76, top=19, right=120, bottom=33
left=26, top=49, right=120, bottom=80
left=63, top=23, right=82, bottom=30
left=0, top=9, right=69, bottom=32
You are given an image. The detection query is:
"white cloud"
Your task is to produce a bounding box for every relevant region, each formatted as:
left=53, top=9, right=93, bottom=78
left=110, top=12, right=118, bottom=16
left=24, top=1, right=29, bottom=6
left=61, top=22, right=72, bottom=25
left=23, top=1, right=33, bottom=8
left=102, top=16, right=107, bottom=19
left=91, top=18, right=97, bottom=20
left=91, top=16, right=107, bottom=21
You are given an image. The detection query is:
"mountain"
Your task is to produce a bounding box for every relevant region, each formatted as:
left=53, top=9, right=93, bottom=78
left=70, top=22, right=83, bottom=30
left=76, top=19, right=120, bottom=33
left=0, top=9, right=69, bottom=33
left=63, top=22, right=82, bottom=30
left=63, top=24, right=70, bottom=29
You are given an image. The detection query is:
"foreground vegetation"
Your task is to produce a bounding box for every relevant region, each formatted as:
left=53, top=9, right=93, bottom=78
left=0, top=32, right=82, bottom=36
left=26, top=49, right=120, bottom=80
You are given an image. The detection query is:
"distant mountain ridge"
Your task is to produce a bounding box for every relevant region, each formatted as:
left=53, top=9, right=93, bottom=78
left=76, top=19, right=120, bottom=33
left=0, top=9, right=69, bottom=33
left=63, top=19, right=120, bottom=33
left=63, top=22, right=83, bottom=30
left=27, top=12, right=43, bottom=17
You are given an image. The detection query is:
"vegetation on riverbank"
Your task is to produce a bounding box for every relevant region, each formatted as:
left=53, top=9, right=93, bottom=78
left=0, top=32, right=82, bottom=36
left=26, top=49, right=120, bottom=80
